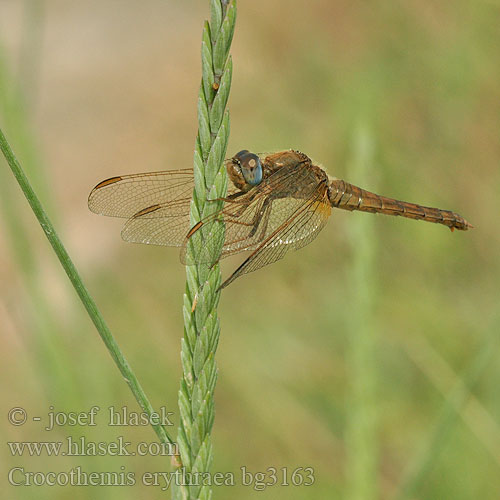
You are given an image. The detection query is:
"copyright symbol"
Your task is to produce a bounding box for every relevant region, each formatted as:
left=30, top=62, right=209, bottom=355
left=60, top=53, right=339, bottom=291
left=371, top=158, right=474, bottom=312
left=8, top=407, right=27, bottom=426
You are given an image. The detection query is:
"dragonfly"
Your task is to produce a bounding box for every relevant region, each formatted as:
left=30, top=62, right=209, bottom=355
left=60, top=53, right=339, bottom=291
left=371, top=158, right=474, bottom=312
left=88, top=149, right=472, bottom=289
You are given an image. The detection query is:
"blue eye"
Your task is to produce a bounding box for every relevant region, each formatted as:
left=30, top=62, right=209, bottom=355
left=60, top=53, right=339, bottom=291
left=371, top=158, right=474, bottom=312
left=238, top=152, right=263, bottom=186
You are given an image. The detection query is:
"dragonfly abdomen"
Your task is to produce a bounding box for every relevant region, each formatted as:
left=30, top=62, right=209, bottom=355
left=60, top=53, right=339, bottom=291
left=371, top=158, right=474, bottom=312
left=328, top=179, right=471, bottom=231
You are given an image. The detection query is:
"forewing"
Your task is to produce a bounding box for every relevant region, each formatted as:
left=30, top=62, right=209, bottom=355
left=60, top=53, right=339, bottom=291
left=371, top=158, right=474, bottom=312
left=88, top=169, right=195, bottom=219
left=219, top=189, right=331, bottom=288
left=182, top=160, right=324, bottom=264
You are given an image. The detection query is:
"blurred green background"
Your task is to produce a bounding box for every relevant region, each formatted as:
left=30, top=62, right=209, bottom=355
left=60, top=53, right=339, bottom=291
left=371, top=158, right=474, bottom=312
left=1, top=1, right=499, bottom=499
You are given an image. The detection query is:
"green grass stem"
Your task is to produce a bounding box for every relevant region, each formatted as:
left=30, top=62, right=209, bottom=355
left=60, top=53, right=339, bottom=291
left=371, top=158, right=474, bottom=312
left=172, top=1, right=236, bottom=498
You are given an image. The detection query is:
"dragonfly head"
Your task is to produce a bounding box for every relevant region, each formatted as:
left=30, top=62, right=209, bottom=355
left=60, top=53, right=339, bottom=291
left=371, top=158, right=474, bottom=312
left=233, top=150, right=263, bottom=187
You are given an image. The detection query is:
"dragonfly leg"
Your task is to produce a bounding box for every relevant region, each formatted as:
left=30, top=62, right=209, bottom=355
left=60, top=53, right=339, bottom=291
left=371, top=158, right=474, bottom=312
left=248, top=197, right=272, bottom=238
left=220, top=190, right=260, bottom=220
left=207, top=191, right=246, bottom=203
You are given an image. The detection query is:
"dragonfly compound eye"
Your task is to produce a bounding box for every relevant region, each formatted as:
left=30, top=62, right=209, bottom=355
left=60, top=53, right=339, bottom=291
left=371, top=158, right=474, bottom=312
left=238, top=152, right=263, bottom=186
left=234, top=150, right=249, bottom=161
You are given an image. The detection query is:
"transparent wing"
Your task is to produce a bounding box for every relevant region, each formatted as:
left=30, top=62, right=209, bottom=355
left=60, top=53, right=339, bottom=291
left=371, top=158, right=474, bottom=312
left=181, top=159, right=318, bottom=264
left=89, top=169, right=238, bottom=248
left=181, top=160, right=326, bottom=264
left=219, top=188, right=331, bottom=288
left=88, top=170, right=195, bottom=219
left=89, top=169, right=197, bottom=247
left=88, top=160, right=330, bottom=275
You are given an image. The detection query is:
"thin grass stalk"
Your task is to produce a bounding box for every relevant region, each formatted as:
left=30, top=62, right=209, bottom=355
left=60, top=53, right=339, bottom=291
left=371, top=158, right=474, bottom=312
left=172, top=1, right=236, bottom=498
left=0, top=128, right=174, bottom=447
left=345, top=125, right=379, bottom=500
left=395, top=311, right=500, bottom=500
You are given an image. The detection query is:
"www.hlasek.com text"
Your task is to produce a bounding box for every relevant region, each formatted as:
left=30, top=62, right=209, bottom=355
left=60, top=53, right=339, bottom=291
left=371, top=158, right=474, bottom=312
left=8, top=436, right=178, bottom=457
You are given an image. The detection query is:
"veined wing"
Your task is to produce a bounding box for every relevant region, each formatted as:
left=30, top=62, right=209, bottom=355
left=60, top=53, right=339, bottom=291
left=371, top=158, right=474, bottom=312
left=89, top=169, right=238, bottom=249
left=88, top=169, right=196, bottom=247
left=88, top=169, right=195, bottom=219
left=181, top=163, right=330, bottom=270
left=219, top=186, right=331, bottom=288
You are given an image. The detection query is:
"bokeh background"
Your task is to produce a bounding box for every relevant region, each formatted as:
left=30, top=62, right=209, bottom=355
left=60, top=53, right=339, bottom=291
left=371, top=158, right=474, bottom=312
left=1, top=1, right=499, bottom=499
